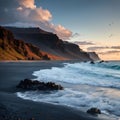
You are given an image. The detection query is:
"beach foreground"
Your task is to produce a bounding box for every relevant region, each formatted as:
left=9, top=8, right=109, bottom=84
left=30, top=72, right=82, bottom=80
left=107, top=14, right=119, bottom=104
left=0, top=61, right=111, bottom=120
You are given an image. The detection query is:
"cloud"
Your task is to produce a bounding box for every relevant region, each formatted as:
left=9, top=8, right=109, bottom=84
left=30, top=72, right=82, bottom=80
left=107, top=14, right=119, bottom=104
left=0, top=0, right=72, bottom=40
left=87, top=45, right=120, bottom=60
left=98, top=50, right=120, bottom=60
left=99, top=50, right=120, bottom=55
left=71, top=33, right=80, bottom=38
left=87, top=45, right=120, bottom=51
left=16, top=0, right=52, bottom=22
left=74, top=41, right=94, bottom=45
left=18, top=7, right=52, bottom=22
left=29, top=7, right=52, bottom=22
left=87, top=46, right=109, bottom=51
left=18, top=0, right=36, bottom=9
left=50, top=24, right=72, bottom=40
left=111, top=46, right=120, bottom=49
left=4, top=22, right=39, bottom=28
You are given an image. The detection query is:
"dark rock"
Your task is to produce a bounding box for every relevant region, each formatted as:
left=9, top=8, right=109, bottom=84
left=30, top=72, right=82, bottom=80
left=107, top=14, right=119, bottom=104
left=90, top=61, right=95, bottom=64
left=87, top=108, right=101, bottom=115
left=17, top=79, right=63, bottom=91
left=43, top=54, right=50, bottom=60
left=99, top=60, right=105, bottom=63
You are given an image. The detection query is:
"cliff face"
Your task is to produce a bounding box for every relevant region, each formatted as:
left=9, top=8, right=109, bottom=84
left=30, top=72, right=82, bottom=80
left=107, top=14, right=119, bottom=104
left=5, top=27, right=92, bottom=61
left=88, top=52, right=100, bottom=61
left=0, top=26, right=56, bottom=60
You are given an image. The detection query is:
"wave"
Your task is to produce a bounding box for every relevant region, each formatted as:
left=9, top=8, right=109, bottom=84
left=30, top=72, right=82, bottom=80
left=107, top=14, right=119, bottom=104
left=32, top=62, right=120, bottom=89
left=16, top=61, right=120, bottom=120
left=95, top=61, right=120, bottom=70
left=17, top=87, right=120, bottom=120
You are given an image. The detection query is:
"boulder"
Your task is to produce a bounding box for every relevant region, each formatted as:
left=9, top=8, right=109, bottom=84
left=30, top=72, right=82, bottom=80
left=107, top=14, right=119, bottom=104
left=17, top=79, right=63, bottom=91
left=99, top=60, right=105, bottom=63
left=90, top=61, right=95, bottom=64
left=87, top=108, right=101, bottom=115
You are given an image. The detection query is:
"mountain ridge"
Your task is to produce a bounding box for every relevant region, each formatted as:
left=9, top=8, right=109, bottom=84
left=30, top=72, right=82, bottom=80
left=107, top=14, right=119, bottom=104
left=0, top=26, right=100, bottom=61
left=0, top=26, right=63, bottom=60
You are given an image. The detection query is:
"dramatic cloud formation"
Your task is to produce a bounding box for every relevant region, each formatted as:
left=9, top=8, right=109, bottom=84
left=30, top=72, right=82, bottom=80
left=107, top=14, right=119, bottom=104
left=0, top=0, right=72, bottom=40
left=17, top=7, right=52, bottom=22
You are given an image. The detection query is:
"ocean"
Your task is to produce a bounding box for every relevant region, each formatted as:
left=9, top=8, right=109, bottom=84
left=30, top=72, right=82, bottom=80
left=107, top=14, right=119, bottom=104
left=17, top=61, right=120, bottom=120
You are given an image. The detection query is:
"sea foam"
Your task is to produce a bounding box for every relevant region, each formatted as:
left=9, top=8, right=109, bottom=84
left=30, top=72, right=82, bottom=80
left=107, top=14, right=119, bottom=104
left=17, top=61, right=120, bottom=120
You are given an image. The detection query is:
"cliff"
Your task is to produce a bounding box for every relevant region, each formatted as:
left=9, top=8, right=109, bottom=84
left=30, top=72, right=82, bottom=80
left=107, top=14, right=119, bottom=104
left=0, top=26, right=60, bottom=60
left=5, top=27, right=92, bottom=61
left=88, top=52, right=100, bottom=61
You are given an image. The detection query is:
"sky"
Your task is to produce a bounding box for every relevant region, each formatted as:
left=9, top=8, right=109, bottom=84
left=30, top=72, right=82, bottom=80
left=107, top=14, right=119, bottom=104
left=0, top=0, right=120, bottom=60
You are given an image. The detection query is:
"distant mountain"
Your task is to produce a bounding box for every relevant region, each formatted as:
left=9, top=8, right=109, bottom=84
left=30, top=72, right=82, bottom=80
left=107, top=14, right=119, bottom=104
left=88, top=52, right=100, bottom=61
left=0, top=26, right=61, bottom=60
left=5, top=27, right=94, bottom=61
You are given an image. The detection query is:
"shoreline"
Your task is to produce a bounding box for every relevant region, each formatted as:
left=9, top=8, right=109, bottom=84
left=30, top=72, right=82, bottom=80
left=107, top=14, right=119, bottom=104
left=0, top=91, right=102, bottom=120
left=0, top=59, right=85, bottom=63
left=0, top=61, right=112, bottom=120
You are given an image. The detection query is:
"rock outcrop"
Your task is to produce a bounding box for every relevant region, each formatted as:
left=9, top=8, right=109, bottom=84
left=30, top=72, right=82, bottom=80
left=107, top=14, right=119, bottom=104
left=88, top=52, right=100, bottom=61
left=0, top=26, right=57, bottom=60
left=87, top=108, right=101, bottom=115
left=17, top=79, right=63, bottom=91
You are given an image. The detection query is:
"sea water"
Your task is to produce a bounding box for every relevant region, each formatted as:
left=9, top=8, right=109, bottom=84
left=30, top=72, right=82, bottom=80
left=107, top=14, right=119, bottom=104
left=17, top=61, right=120, bottom=120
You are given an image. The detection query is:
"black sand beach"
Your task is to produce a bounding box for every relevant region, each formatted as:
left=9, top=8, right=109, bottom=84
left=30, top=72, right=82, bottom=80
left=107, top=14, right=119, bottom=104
left=0, top=61, right=108, bottom=120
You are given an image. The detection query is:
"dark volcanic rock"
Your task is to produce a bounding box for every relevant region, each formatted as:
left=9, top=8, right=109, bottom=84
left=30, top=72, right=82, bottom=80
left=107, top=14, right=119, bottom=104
left=87, top=108, right=101, bottom=115
left=90, top=61, right=95, bottom=64
left=99, top=60, right=105, bottom=63
left=17, top=79, right=63, bottom=91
